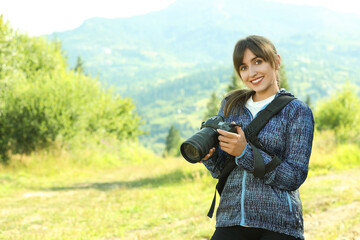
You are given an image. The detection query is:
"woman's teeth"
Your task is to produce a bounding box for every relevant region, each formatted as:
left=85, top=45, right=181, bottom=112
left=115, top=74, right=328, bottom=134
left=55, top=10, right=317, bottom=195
left=252, top=77, right=263, bottom=84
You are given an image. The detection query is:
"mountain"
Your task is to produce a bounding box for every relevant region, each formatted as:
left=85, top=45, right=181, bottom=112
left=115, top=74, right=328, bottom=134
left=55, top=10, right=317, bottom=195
left=49, top=0, right=360, bottom=153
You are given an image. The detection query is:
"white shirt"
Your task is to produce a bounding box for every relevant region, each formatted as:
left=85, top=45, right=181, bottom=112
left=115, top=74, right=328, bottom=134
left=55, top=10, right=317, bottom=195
left=245, top=94, right=276, bottom=117
left=236, top=94, right=276, bottom=159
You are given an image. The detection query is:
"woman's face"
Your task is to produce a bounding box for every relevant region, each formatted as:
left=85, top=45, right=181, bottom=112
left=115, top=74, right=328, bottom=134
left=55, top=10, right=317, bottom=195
left=239, top=48, right=280, bottom=101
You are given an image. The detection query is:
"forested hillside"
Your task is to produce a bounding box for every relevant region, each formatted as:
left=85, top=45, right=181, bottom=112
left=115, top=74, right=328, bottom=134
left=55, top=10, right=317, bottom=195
left=48, top=0, right=360, bottom=153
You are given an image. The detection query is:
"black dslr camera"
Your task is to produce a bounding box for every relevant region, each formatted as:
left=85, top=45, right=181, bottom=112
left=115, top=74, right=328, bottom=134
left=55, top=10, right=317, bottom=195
left=180, top=115, right=240, bottom=163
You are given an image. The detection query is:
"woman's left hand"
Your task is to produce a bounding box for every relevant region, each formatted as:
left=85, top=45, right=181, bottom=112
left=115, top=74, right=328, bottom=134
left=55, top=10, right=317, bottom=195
left=217, top=122, right=247, bottom=157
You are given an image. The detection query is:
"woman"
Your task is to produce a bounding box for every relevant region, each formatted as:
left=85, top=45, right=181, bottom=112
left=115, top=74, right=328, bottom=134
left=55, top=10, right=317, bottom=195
left=202, top=35, right=314, bottom=240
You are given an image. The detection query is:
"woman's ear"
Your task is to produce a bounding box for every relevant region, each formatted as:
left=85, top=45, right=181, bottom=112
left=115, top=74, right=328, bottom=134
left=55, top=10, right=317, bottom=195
left=276, top=54, right=281, bottom=70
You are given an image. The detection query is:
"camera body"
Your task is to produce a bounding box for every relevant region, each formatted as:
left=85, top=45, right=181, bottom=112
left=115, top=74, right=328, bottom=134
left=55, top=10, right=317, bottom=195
left=180, top=115, right=239, bottom=163
left=200, top=115, right=238, bottom=133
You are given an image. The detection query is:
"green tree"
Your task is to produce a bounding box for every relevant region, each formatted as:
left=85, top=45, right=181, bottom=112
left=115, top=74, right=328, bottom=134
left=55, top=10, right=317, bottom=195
left=315, top=83, right=360, bottom=143
left=226, top=72, right=243, bottom=92
left=164, top=125, right=181, bottom=157
left=203, top=92, right=220, bottom=120
left=305, top=95, right=312, bottom=109
left=279, top=64, right=290, bottom=91
left=74, top=56, right=85, bottom=74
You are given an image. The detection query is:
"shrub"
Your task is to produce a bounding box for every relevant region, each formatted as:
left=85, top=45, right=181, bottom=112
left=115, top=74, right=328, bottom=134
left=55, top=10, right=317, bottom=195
left=315, top=83, right=360, bottom=144
left=0, top=16, right=142, bottom=161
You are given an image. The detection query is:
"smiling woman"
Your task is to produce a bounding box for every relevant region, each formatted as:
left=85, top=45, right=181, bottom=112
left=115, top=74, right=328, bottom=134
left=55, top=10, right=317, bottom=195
left=223, top=35, right=281, bottom=115
left=237, top=48, right=279, bottom=101
left=201, top=35, right=315, bottom=240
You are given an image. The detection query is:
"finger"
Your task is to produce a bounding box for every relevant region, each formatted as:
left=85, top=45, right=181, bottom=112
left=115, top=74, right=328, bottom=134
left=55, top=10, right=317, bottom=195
left=217, top=129, right=237, bottom=138
left=219, top=145, right=231, bottom=154
left=219, top=132, right=239, bottom=142
left=229, top=121, right=242, bottom=134
left=219, top=141, right=233, bottom=150
left=218, top=135, right=231, bottom=143
left=236, top=125, right=242, bottom=134
left=202, top=154, right=210, bottom=161
left=220, top=137, right=240, bottom=148
left=202, top=147, right=216, bottom=161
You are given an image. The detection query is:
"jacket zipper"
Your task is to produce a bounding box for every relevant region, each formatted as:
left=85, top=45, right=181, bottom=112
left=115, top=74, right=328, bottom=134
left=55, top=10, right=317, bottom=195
left=240, top=171, right=247, bottom=225
left=286, top=192, right=293, bottom=213
left=240, top=107, right=253, bottom=226
left=240, top=104, right=271, bottom=225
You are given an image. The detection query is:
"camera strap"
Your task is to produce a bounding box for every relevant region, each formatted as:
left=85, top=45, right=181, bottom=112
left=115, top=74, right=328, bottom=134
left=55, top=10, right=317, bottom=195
left=207, top=94, right=296, bottom=218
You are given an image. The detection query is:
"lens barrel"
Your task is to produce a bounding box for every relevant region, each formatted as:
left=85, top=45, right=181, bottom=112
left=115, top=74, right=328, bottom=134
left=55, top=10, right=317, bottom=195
left=180, top=127, right=219, bottom=163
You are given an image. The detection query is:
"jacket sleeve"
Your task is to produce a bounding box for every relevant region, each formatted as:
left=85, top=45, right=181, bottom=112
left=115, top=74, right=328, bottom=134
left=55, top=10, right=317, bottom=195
left=235, top=101, right=314, bottom=191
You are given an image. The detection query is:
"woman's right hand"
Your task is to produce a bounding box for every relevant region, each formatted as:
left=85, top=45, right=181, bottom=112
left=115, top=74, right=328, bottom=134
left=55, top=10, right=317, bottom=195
left=200, top=147, right=216, bottom=163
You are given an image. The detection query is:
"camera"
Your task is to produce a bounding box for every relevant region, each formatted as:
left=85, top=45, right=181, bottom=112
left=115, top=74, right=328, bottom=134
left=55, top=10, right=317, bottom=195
left=180, top=115, right=240, bottom=163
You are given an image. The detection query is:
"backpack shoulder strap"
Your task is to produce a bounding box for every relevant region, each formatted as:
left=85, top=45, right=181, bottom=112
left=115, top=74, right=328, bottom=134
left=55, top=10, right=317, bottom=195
left=244, top=95, right=296, bottom=178
left=244, top=95, right=296, bottom=152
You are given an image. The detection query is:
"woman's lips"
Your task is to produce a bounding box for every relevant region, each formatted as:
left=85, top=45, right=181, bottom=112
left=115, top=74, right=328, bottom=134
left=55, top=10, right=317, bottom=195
left=250, top=76, right=264, bottom=85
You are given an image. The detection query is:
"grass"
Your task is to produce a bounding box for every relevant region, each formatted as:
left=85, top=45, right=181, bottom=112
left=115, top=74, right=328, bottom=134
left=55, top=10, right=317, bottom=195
left=0, top=136, right=359, bottom=239
left=0, top=156, right=217, bottom=239
left=301, top=172, right=360, bottom=239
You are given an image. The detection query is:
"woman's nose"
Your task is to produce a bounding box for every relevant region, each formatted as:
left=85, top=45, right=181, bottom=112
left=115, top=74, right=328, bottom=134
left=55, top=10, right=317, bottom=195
left=249, top=65, right=257, bottom=77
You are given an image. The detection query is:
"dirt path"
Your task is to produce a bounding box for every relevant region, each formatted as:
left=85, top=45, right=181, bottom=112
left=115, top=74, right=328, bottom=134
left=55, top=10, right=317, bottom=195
left=304, top=201, right=360, bottom=239
left=303, top=169, right=360, bottom=240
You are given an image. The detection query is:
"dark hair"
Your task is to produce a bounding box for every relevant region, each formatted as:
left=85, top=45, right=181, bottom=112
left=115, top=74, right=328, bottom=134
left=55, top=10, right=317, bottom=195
left=223, top=35, right=280, bottom=117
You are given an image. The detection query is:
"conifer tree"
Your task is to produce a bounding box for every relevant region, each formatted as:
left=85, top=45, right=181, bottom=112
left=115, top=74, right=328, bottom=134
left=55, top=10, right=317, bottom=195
left=74, top=56, right=85, bottom=74
left=203, top=92, right=220, bottom=120
left=226, top=72, right=243, bottom=93
left=164, top=125, right=181, bottom=157
left=279, top=64, right=290, bottom=91
left=305, top=95, right=312, bottom=109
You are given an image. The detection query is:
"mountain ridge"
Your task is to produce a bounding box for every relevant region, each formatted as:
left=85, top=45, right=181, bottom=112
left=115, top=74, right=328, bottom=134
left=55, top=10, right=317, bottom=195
left=49, top=0, right=360, bottom=152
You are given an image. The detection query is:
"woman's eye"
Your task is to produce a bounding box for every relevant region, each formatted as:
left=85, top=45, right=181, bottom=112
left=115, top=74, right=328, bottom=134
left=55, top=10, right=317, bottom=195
left=255, top=59, right=263, bottom=64
left=240, top=66, right=247, bottom=71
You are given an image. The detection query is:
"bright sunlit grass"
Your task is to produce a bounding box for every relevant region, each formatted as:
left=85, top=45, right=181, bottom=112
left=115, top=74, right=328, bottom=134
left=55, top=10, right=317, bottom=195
left=0, top=135, right=359, bottom=239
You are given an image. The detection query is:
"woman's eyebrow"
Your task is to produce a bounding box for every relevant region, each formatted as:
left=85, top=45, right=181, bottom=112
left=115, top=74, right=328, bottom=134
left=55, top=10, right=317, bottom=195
left=240, top=56, right=259, bottom=65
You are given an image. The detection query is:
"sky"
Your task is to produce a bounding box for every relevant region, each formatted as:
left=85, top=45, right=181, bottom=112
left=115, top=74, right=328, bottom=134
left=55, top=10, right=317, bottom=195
left=0, top=0, right=176, bottom=36
left=1, top=0, right=359, bottom=36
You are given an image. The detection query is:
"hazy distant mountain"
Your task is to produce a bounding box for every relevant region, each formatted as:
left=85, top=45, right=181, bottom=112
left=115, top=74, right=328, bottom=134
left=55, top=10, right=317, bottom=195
left=50, top=0, right=360, bottom=152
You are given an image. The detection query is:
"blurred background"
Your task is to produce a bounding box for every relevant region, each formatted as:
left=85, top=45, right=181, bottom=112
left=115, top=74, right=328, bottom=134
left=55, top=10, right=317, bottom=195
left=1, top=0, right=359, bottom=239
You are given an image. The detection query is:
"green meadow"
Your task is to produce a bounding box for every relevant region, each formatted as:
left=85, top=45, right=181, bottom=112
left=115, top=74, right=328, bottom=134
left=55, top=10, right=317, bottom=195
left=0, top=133, right=359, bottom=240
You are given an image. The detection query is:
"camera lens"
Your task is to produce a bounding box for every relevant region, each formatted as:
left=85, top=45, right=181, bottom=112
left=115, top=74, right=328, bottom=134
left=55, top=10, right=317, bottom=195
left=180, top=142, right=201, bottom=163
left=180, top=127, right=218, bottom=163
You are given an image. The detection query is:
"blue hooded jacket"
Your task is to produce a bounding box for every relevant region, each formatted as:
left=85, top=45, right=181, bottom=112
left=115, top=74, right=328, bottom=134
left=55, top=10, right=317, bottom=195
left=203, top=90, right=314, bottom=239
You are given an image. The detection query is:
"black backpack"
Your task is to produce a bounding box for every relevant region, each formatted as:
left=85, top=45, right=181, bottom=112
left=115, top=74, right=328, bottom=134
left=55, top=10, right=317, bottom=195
left=207, top=94, right=295, bottom=218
